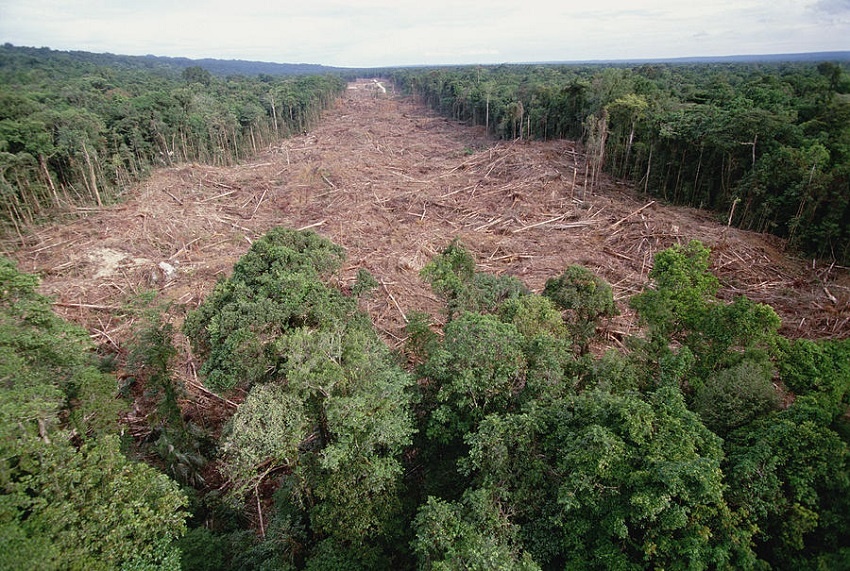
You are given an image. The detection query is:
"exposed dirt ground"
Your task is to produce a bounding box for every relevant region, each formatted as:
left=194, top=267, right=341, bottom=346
left=5, top=79, right=849, bottom=388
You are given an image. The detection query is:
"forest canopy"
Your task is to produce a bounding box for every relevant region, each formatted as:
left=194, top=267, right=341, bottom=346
left=174, top=229, right=850, bottom=570
left=3, top=224, right=849, bottom=569
left=0, top=257, right=188, bottom=569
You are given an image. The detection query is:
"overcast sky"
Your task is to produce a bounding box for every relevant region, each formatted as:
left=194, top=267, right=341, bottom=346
left=1, top=0, right=848, bottom=67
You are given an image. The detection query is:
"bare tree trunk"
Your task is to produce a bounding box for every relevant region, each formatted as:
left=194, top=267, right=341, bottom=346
left=674, top=150, right=685, bottom=203
left=624, top=122, right=636, bottom=177
left=181, top=130, right=189, bottom=162
left=270, top=93, right=280, bottom=138
left=643, top=146, right=652, bottom=195
left=156, top=131, right=173, bottom=166
left=81, top=142, right=103, bottom=207
left=5, top=197, right=25, bottom=241
left=693, top=145, right=704, bottom=198
left=38, top=154, right=61, bottom=207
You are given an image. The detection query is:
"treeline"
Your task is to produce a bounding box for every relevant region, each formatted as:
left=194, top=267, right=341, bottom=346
left=0, top=44, right=346, bottom=234
left=390, top=61, right=850, bottom=262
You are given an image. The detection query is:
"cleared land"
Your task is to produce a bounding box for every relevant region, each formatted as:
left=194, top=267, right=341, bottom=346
left=6, top=79, right=849, bottom=394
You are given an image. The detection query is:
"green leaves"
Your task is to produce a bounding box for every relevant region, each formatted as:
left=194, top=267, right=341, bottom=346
left=0, top=258, right=188, bottom=570
left=1, top=435, right=188, bottom=571
left=184, top=228, right=354, bottom=392
left=423, top=312, right=527, bottom=442
left=223, top=384, right=307, bottom=484
left=465, top=387, right=746, bottom=570
left=0, top=257, right=121, bottom=438
left=188, top=228, right=415, bottom=551
left=779, top=338, right=850, bottom=419
left=412, top=489, right=541, bottom=571
left=631, top=240, right=781, bottom=389
left=692, top=359, right=780, bottom=435
left=631, top=240, right=718, bottom=341
left=421, top=240, right=527, bottom=320
left=725, top=408, right=849, bottom=564
left=543, top=265, right=618, bottom=354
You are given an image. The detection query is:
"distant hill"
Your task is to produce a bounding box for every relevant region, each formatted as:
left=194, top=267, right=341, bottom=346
left=0, top=43, right=349, bottom=77
left=135, top=54, right=348, bottom=76
left=2, top=43, right=847, bottom=77
left=560, top=51, right=850, bottom=65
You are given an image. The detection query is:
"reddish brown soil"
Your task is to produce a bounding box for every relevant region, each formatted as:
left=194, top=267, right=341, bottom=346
left=6, top=79, right=849, bottom=374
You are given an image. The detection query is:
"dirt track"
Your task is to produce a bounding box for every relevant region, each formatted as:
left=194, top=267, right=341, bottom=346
left=7, top=79, right=850, bottom=359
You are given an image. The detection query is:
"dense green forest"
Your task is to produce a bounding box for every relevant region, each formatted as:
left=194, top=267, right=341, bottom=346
left=4, top=229, right=848, bottom=569
left=2, top=44, right=346, bottom=78
left=0, top=44, right=345, bottom=234
left=389, top=61, right=850, bottom=263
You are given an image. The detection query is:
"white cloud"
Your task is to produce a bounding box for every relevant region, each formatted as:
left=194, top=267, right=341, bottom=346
left=0, top=0, right=846, bottom=66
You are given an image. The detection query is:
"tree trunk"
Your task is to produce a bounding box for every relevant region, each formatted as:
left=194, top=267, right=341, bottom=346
left=81, top=142, right=103, bottom=207
left=38, top=154, right=61, bottom=207
left=270, top=93, right=280, bottom=138
left=5, top=196, right=25, bottom=240
left=624, top=123, right=636, bottom=178
left=693, top=145, right=704, bottom=201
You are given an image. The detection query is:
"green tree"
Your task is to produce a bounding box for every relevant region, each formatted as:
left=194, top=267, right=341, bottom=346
left=779, top=338, right=850, bottom=420
left=184, top=227, right=349, bottom=392
left=0, top=435, right=188, bottom=570
left=465, top=386, right=757, bottom=570
left=542, top=265, right=618, bottom=355
left=724, top=403, right=849, bottom=566
left=497, top=294, right=577, bottom=401
left=422, top=312, right=527, bottom=443
left=412, top=489, right=541, bottom=571
left=0, top=257, right=188, bottom=570
left=630, top=241, right=781, bottom=388
left=421, top=239, right=527, bottom=321
left=692, top=359, right=780, bottom=436
left=185, top=228, right=415, bottom=559
left=182, top=66, right=212, bottom=87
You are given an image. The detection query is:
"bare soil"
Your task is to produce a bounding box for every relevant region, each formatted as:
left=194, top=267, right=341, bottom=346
left=6, top=79, right=849, bottom=383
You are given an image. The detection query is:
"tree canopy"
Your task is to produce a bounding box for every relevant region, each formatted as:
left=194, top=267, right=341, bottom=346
left=0, top=257, right=188, bottom=570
